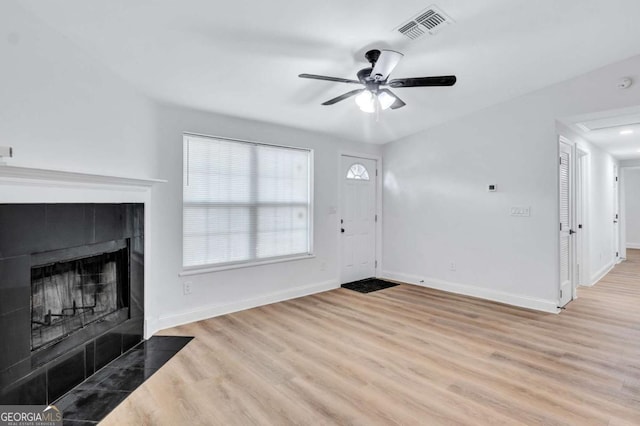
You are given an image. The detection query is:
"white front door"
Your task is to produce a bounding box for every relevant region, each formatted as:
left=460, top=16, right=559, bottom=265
left=340, top=156, right=377, bottom=284
left=559, top=141, right=574, bottom=307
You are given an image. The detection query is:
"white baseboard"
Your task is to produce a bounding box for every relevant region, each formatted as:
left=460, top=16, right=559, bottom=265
left=153, top=279, right=339, bottom=333
left=626, top=243, right=640, bottom=249
left=382, top=271, right=559, bottom=314
left=588, top=261, right=615, bottom=287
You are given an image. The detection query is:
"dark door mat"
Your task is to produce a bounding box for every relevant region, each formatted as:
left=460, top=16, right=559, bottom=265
left=341, top=278, right=399, bottom=293
left=54, top=335, right=193, bottom=424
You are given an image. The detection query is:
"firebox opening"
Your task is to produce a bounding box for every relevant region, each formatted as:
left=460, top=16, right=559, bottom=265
left=30, top=243, right=130, bottom=352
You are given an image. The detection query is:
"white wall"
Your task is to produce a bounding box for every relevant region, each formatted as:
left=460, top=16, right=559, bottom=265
left=0, top=2, right=158, bottom=178
left=382, top=55, right=640, bottom=312
left=624, top=168, right=640, bottom=249
left=148, top=104, right=381, bottom=332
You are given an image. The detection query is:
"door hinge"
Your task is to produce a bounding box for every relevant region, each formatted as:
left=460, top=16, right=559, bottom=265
left=376, top=169, right=378, bottom=177
left=375, top=260, right=378, bottom=268
left=559, top=157, right=562, bottom=165
left=560, top=223, right=562, bottom=231
left=560, top=290, right=563, bottom=298
left=616, top=176, right=618, bottom=182
left=616, top=252, right=619, bottom=257
left=375, top=214, right=378, bottom=222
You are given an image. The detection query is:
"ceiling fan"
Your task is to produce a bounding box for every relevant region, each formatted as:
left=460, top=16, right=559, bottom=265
left=299, top=49, right=456, bottom=113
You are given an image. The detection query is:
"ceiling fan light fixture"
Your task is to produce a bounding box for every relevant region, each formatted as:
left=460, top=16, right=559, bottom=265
left=355, top=90, right=375, bottom=113
left=378, top=91, right=396, bottom=110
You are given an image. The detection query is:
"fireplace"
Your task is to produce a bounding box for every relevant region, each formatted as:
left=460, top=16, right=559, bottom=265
left=0, top=203, right=144, bottom=405
left=31, top=243, right=129, bottom=352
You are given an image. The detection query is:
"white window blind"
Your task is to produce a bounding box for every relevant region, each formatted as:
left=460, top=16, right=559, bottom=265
left=183, top=134, right=312, bottom=269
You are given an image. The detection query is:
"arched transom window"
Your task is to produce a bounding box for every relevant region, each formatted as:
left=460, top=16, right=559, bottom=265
left=346, top=163, right=370, bottom=180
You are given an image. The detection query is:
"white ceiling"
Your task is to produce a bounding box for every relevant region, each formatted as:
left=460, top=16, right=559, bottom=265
left=18, top=0, right=640, bottom=144
left=563, top=108, right=640, bottom=160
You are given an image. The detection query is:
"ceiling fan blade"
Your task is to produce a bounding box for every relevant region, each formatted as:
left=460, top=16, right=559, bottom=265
left=388, top=75, right=457, bottom=88
left=299, top=73, right=362, bottom=84
left=380, top=89, right=406, bottom=109
left=370, top=50, right=404, bottom=82
left=321, top=89, right=365, bottom=105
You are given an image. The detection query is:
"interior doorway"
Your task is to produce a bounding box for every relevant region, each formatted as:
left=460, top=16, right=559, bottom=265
left=575, top=148, right=589, bottom=288
left=559, top=138, right=575, bottom=307
left=340, top=155, right=377, bottom=284
left=613, top=164, right=621, bottom=262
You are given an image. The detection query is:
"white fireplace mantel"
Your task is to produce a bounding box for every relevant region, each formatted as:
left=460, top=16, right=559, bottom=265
left=0, top=165, right=166, bottom=188
left=0, top=164, right=165, bottom=338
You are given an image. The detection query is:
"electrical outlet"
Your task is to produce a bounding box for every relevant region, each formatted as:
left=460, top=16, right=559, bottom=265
left=449, top=262, right=457, bottom=271
left=183, top=281, right=192, bottom=295
left=510, top=206, right=531, bottom=217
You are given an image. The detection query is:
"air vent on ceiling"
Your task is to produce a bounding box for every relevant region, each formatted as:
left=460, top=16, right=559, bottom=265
left=396, top=5, right=454, bottom=40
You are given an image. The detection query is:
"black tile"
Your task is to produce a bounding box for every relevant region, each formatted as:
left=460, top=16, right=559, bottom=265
left=117, top=320, right=143, bottom=353
left=83, top=204, right=96, bottom=245
left=0, top=358, right=31, bottom=389
left=55, top=389, right=129, bottom=422
left=0, top=308, right=30, bottom=371
left=94, top=332, right=122, bottom=370
left=47, top=349, right=86, bottom=403
left=133, top=204, right=144, bottom=238
left=63, top=420, right=98, bottom=426
left=134, top=336, right=193, bottom=352
left=0, top=204, right=47, bottom=257
left=44, top=204, right=89, bottom=251
left=0, top=370, right=46, bottom=405
left=122, top=204, right=144, bottom=239
left=78, top=365, right=157, bottom=392
left=108, top=347, right=176, bottom=370
left=0, top=255, right=30, bottom=315
left=84, top=342, right=95, bottom=377
left=94, top=205, right=125, bottom=243
left=130, top=237, right=144, bottom=319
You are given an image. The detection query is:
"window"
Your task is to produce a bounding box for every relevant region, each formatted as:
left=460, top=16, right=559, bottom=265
left=346, top=163, right=370, bottom=180
left=183, top=134, right=312, bottom=269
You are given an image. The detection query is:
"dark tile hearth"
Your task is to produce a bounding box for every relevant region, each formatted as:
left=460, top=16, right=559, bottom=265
left=55, top=335, right=193, bottom=424
left=341, top=278, right=399, bottom=293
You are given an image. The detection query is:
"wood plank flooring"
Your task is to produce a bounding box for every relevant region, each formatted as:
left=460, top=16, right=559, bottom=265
left=103, top=251, right=640, bottom=425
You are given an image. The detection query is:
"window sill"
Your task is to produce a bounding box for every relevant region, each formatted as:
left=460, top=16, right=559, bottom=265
left=179, top=254, right=316, bottom=276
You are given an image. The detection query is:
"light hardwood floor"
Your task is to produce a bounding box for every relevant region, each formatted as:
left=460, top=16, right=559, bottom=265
left=103, top=251, right=640, bottom=425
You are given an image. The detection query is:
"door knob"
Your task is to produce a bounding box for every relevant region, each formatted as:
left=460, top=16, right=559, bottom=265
left=341, top=228, right=345, bottom=233
left=569, top=229, right=576, bottom=235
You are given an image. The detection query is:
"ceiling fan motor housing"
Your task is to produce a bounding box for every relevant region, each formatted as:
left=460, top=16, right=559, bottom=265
left=365, top=49, right=381, bottom=66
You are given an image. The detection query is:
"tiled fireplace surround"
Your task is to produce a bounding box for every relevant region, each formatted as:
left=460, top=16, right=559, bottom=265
left=0, top=166, right=158, bottom=406
left=0, top=203, right=144, bottom=404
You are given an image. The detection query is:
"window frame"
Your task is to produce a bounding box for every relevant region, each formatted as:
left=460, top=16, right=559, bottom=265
left=181, top=132, right=315, bottom=275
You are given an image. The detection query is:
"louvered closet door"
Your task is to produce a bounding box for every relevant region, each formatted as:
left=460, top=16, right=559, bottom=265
left=559, top=141, right=573, bottom=307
